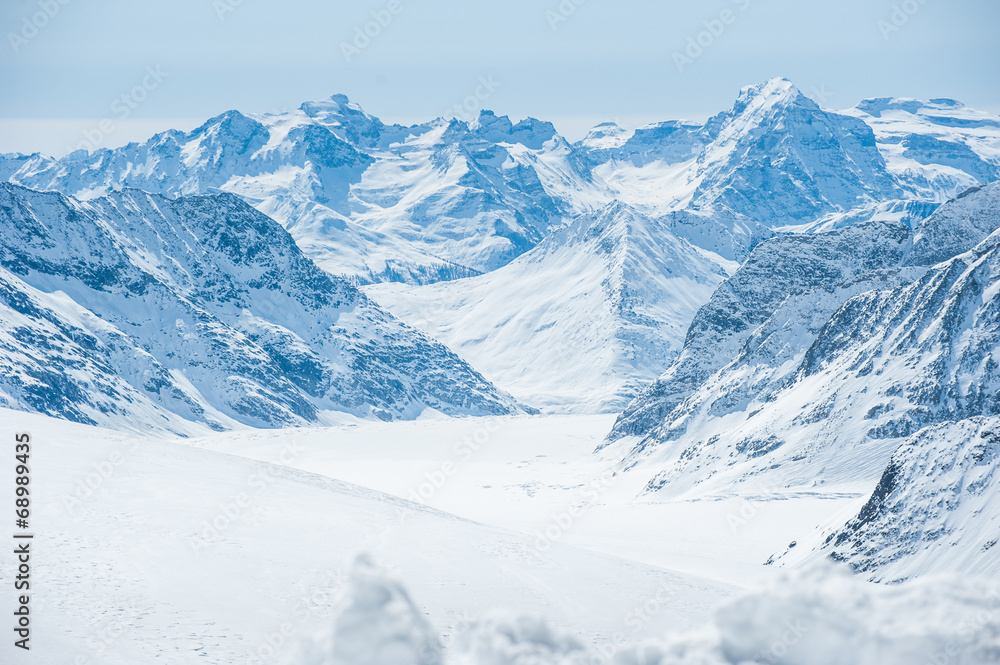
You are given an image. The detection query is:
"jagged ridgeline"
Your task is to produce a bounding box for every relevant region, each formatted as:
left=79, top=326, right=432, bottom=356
left=610, top=182, right=1000, bottom=482
left=4, top=79, right=998, bottom=290
left=607, top=182, right=1000, bottom=579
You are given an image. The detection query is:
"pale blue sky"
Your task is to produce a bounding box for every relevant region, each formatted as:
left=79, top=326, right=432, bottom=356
left=1, top=0, right=998, bottom=155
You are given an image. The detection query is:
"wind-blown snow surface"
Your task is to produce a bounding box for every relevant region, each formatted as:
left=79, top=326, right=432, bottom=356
left=1, top=409, right=736, bottom=665
left=5, top=410, right=1000, bottom=665
left=0, top=183, right=522, bottom=432
left=366, top=202, right=731, bottom=412
left=296, top=560, right=1000, bottom=665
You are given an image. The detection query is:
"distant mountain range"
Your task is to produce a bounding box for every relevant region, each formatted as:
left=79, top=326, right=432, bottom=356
left=4, top=78, right=998, bottom=284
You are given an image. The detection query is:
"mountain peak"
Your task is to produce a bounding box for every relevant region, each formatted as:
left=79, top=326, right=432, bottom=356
left=193, top=109, right=260, bottom=134
left=469, top=109, right=514, bottom=134
left=580, top=122, right=630, bottom=149
left=731, top=77, right=808, bottom=114
left=299, top=94, right=383, bottom=147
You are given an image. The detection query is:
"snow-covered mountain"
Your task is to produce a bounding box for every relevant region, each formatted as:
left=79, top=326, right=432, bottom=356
left=600, top=182, right=1000, bottom=581
left=846, top=96, right=1000, bottom=201
left=2, top=98, right=601, bottom=284
left=572, top=81, right=998, bottom=265
left=365, top=202, right=730, bottom=412
left=5, top=79, right=1000, bottom=290
left=2, top=79, right=999, bottom=432
left=904, top=181, right=1000, bottom=265
left=811, top=416, right=1000, bottom=581
left=689, top=79, right=904, bottom=225
left=0, top=183, right=522, bottom=433
left=605, top=218, right=916, bottom=448
left=582, top=78, right=911, bottom=261
left=608, top=182, right=1000, bottom=493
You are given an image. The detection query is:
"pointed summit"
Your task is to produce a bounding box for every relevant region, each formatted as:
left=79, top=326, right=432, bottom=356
left=729, top=77, right=812, bottom=116
left=691, top=76, right=900, bottom=227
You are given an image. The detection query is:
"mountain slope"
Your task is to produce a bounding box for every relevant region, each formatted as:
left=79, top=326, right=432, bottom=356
left=606, top=218, right=915, bottom=446
left=904, top=182, right=1000, bottom=266
left=0, top=183, right=521, bottom=432
left=690, top=78, right=904, bottom=227
left=366, top=202, right=729, bottom=412
left=608, top=183, right=1000, bottom=505
left=812, top=416, right=1000, bottom=581
left=5, top=408, right=733, bottom=665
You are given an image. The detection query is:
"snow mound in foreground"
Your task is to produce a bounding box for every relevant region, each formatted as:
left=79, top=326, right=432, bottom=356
left=617, top=564, right=1000, bottom=665
left=299, top=558, right=1000, bottom=665
left=702, top=565, right=1000, bottom=665
left=451, top=612, right=587, bottom=664
left=293, top=554, right=443, bottom=665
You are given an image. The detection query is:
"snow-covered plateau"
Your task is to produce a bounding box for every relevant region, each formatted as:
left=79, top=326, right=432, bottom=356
left=4, top=410, right=1000, bottom=664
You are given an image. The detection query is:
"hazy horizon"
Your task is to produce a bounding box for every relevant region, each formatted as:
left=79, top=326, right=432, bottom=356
left=2, top=0, right=998, bottom=155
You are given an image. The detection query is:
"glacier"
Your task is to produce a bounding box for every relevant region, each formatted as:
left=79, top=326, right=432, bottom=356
left=2, top=76, right=1000, bottom=663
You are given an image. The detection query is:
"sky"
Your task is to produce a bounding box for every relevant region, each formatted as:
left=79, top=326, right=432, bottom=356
left=1, top=0, right=998, bottom=156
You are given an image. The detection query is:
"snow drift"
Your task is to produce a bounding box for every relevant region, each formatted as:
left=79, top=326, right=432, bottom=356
left=296, top=559, right=1000, bottom=665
